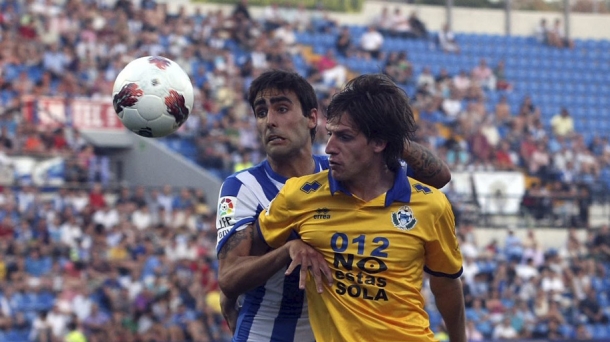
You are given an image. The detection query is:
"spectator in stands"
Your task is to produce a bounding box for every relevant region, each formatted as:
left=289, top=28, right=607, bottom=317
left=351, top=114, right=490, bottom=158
left=528, top=141, right=551, bottom=177
left=535, top=18, right=549, bottom=45
left=494, top=60, right=512, bottom=91
left=273, top=22, right=298, bottom=54
left=443, top=131, right=469, bottom=170
left=408, top=11, right=428, bottom=39
left=372, top=6, right=392, bottom=36
left=492, top=315, right=518, bottom=340
left=574, top=323, right=593, bottom=340
left=335, top=26, right=353, bottom=58
left=494, top=140, right=519, bottom=171
left=465, top=320, right=484, bottom=341
left=291, top=4, right=311, bottom=32
left=359, top=25, right=384, bottom=59
left=438, top=23, right=460, bottom=54
left=384, top=51, right=413, bottom=85
left=388, top=7, right=415, bottom=39
left=472, top=58, right=495, bottom=91
left=551, top=107, right=575, bottom=138
left=263, top=2, right=283, bottom=32
left=315, top=49, right=347, bottom=88
left=579, top=287, right=609, bottom=323
left=452, top=70, right=471, bottom=99
left=417, top=66, right=436, bottom=95
left=548, top=18, right=574, bottom=49
left=441, top=90, right=463, bottom=125
left=233, top=0, right=251, bottom=21
left=592, top=225, right=610, bottom=261
left=469, top=125, right=493, bottom=167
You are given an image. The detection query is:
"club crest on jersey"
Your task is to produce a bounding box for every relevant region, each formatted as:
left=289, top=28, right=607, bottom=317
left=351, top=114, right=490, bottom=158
left=391, top=205, right=417, bottom=231
left=218, top=197, right=236, bottom=218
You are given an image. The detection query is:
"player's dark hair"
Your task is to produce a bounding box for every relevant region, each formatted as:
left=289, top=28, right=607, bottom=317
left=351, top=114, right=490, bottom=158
left=326, top=74, right=416, bottom=172
left=248, top=69, right=318, bottom=142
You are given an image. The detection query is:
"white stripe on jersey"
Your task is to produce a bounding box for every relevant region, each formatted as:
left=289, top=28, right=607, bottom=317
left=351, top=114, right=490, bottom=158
left=216, top=158, right=329, bottom=342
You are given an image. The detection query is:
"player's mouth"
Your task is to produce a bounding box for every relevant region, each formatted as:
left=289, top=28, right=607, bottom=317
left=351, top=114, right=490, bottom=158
left=267, top=135, right=286, bottom=144
left=328, top=160, right=341, bottom=168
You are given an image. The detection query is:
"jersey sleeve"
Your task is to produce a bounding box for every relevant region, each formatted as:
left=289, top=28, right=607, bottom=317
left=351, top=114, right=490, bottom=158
left=257, top=185, right=296, bottom=249
left=215, top=176, right=260, bottom=256
left=424, top=196, right=463, bottom=278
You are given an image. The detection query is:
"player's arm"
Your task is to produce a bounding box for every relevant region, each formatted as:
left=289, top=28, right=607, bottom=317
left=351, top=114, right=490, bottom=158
left=424, top=197, right=465, bottom=341
left=402, top=141, right=451, bottom=188
left=217, top=224, right=292, bottom=299
left=430, top=276, right=466, bottom=342
left=258, top=185, right=333, bottom=293
left=219, top=290, right=238, bottom=334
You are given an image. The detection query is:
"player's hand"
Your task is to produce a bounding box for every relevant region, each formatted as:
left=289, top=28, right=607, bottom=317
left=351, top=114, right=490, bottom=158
left=224, top=306, right=238, bottom=334
left=220, top=293, right=239, bottom=334
left=284, top=239, right=333, bottom=293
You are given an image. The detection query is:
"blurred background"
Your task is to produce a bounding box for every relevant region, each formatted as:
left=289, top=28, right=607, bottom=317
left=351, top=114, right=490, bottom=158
left=0, top=0, right=609, bottom=341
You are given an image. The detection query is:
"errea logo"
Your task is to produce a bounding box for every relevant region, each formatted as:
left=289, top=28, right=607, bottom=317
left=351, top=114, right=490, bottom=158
left=300, top=181, right=321, bottom=194
left=313, top=208, right=331, bottom=219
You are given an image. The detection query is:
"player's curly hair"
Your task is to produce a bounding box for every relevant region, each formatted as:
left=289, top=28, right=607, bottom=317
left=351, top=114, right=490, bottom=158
left=248, top=69, right=318, bottom=142
left=326, top=74, right=417, bottom=172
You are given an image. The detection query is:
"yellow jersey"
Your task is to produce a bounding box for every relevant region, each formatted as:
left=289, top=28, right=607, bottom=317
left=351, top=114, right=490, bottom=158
left=258, top=169, right=462, bottom=342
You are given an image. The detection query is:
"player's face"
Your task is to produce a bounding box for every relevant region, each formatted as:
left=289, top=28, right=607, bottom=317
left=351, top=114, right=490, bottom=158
left=325, top=112, right=385, bottom=183
left=253, top=89, right=316, bottom=160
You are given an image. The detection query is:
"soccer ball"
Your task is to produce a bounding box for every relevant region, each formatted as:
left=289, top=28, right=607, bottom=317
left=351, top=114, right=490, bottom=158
left=112, top=56, right=194, bottom=138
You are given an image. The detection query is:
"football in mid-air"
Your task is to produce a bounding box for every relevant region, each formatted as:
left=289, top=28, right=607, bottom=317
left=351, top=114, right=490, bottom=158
left=112, top=56, right=194, bottom=138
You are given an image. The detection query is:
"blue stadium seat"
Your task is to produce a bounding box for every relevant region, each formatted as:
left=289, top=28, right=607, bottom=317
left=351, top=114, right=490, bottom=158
left=5, top=330, right=29, bottom=342
left=312, top=45, right=327, bottom=55
left=559, top=325, right=574, bottom=339
left=592, top=324, right=609, bottom=339
left=295, top=32, right=314, bottom=45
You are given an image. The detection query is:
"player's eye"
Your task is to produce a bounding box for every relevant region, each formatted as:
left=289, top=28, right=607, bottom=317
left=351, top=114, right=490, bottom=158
left=255, top=108, right=268, bottom=118
left=276, top=106, right=288, bottom=113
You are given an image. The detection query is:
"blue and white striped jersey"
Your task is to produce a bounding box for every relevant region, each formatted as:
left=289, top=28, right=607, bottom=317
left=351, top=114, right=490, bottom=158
left=216, top=155, right=329, bottom=342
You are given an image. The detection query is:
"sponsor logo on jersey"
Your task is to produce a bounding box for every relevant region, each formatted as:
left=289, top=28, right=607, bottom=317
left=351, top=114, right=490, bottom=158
left=313, top=208, right=331, bottom=219
left=391, top=205, right=417, bottom=231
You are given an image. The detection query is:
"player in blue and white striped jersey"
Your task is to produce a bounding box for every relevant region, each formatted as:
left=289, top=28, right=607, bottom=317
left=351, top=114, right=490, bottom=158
left=216, top=70, right=451, bottom=342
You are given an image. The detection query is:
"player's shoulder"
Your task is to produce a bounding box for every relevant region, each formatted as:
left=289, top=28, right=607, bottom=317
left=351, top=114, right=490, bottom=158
left=284, top=170, right=329, bottom=193
left=408, top=178, right=450, bottom=209
left=220, top=161, right=268, bottom=191
left=226, top=160, right=267, bottom=181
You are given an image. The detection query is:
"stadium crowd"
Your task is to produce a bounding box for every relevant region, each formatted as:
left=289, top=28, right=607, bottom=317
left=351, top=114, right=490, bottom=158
left=0, top=0, right=608, bottom=341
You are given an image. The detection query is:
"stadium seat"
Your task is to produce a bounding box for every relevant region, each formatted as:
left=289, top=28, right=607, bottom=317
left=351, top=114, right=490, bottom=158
left=592, top=324, right=609, bottom=339
left=5, top=330, right=29, bottom=342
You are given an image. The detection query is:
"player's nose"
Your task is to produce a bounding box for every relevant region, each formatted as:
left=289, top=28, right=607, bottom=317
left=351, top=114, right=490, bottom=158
left=325, top=135, right=337, bottom=155
left=266, top=110, right=279, bottom=128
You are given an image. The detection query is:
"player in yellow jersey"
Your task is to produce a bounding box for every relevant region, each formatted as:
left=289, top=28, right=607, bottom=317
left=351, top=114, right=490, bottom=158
left=257, top=74, right=466, bottom=342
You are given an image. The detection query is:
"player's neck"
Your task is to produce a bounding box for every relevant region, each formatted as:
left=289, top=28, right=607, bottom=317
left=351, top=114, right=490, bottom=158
left=268, top=151, right=316, bottom=179
left=344, top=165, right=395, bottom=202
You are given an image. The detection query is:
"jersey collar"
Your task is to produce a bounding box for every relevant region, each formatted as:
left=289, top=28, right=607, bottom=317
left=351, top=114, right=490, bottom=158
left=328, top=166, right=412, bottom=206
left=263, top=157, right=324, bottom=183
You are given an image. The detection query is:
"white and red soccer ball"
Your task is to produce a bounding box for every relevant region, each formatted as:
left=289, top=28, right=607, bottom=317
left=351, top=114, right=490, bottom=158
left=112, top=56, right=194, bottom=138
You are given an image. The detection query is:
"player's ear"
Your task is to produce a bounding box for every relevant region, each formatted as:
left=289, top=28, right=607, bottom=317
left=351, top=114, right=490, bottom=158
left=371, top=139, right=387, bottom=153
left=307, top=108, right=318, bottom=129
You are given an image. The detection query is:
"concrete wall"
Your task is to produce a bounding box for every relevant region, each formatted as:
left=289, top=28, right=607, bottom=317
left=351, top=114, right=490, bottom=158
left=110, top=134, right=222, bottom=208
left=164, top=0, right=610, bottom=39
